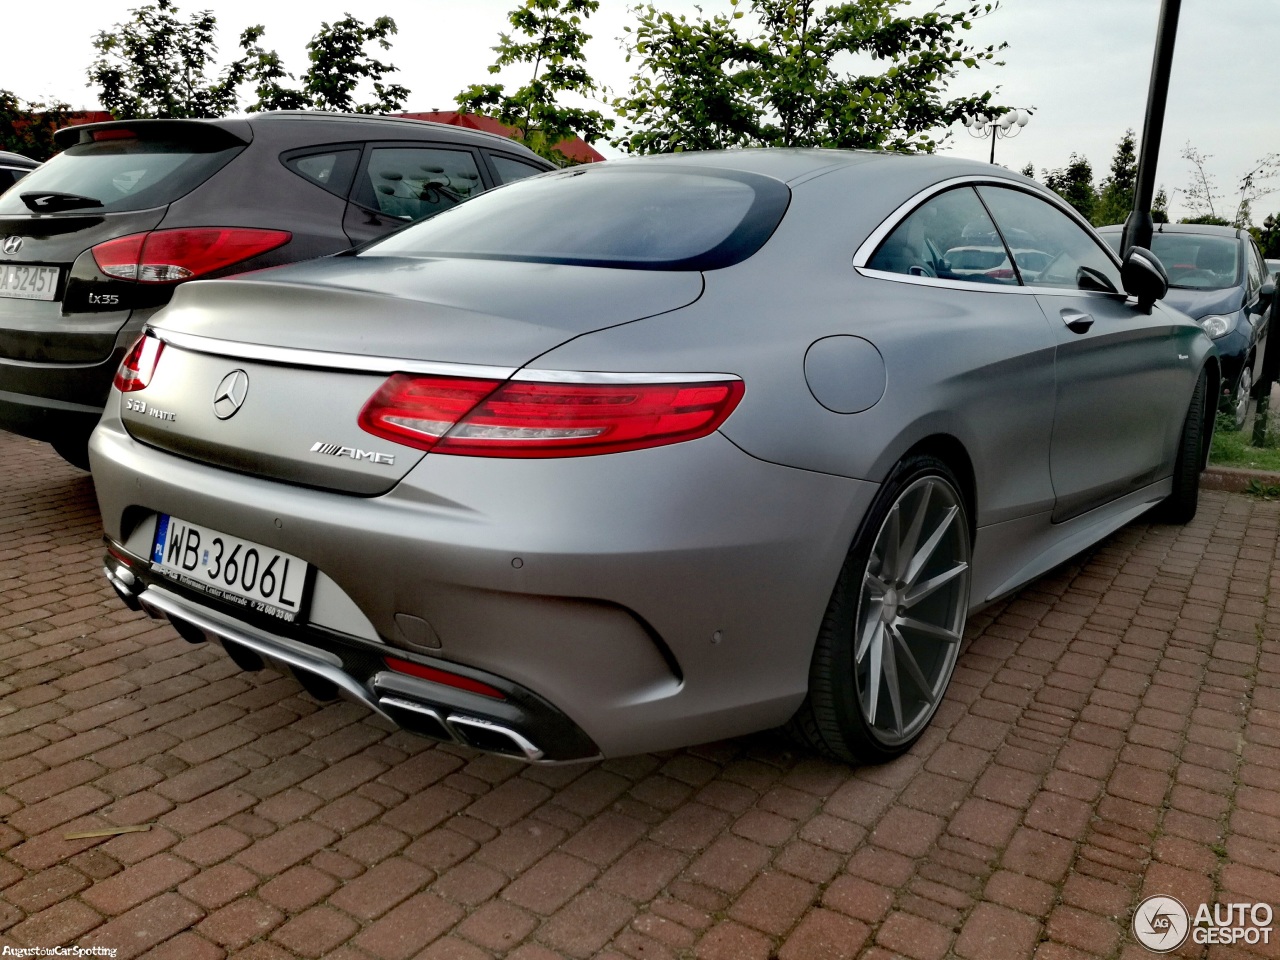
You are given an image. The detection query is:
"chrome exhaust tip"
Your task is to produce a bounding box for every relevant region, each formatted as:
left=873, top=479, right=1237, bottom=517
left=103, top=565, right=142, bottom=612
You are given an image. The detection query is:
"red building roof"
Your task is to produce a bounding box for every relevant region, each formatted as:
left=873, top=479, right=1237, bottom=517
left=395, top=111, right=604, bottom=164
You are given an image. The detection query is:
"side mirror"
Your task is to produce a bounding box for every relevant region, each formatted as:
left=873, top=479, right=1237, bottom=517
left=1121, top=246, right=1169, bottom=312
left=1262, top=277, right=1276, bottom=299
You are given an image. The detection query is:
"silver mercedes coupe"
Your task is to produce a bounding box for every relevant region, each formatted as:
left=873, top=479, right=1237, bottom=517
left=91, top=150, right=1216, bottom=764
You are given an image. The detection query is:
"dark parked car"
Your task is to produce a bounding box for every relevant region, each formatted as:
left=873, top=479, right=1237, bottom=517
left=93, top=153, right=1213, bottom=763
left=0, top=150, right=40, bottom=193
left=1099, top=223, right=1273, bottom=429
left=0, top=112, right=554, bottom=466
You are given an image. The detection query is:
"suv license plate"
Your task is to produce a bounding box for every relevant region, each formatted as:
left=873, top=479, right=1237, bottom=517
left=152, top=515, right=309, bottom=622
left=0, top=263, right=58, bottom=301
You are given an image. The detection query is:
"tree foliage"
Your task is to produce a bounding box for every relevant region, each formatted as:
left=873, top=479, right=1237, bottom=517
left=242, top=15, right=409, bottom=113
left=457, top=0, right=613, bottom=163
left=88, top=0, right=243, bottom=118
left=87, top=1, right=409, bottom=119
left=1038, top=131, right=1168, bottom=228
left=1259, top=213, right=1280, bottom=259
left=0, top=90, right=71, bottom=161
left=1180, top=143, right=1280, bottom=227
left=612, top=0, right=1007, bottom=154
left=1092, top=128, right=1135, bottom=228
left=1043, top=154, right=1094, bottom=221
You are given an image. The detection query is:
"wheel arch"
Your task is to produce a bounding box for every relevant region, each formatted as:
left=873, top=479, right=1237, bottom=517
left=1202, top=358, right=1222, bottom=469
left=897, top=433, right=978, bottom=542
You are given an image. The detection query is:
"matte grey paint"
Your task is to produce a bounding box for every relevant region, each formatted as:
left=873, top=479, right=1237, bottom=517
left=803, top=336, right=886, bottom=413
left=90, top=150, right=1217, bottom=757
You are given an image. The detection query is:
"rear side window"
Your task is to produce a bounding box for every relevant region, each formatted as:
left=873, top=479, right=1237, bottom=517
left=353, top=146, right=485, bottom=222
left=867, top=186, right=1017, bottom=285
left=0, top=136, right=243, bottom=215
left=282, top=147, right=360, bottom=199
left=489, top=154, right=548, bottom=184
left=362, top=166, right=790, bottom=271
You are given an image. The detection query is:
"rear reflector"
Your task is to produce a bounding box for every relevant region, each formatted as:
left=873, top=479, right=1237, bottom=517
left=383, top=656, right=507, bottom=700
left=92, top=227, right=291, bottom=283
left=113, top=334, right=164, bottom=393
left=359, top=374, right=744, bottom=457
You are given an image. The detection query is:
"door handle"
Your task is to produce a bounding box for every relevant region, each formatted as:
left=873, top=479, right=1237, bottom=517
left=1061, top=309, right=1094, bottom=334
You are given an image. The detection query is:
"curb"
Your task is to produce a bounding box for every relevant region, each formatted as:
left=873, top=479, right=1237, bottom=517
left=1203, top=465, right=1280, bottom=492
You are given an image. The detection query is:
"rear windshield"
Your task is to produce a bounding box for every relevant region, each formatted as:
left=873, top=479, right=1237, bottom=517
left=361, top=165, right=790, bottom=270
left=0, top=135, right=243, bottom=215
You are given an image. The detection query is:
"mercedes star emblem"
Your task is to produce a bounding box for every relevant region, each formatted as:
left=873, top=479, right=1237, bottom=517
left=1, top=236, right=22, bottom=255
left=213, top=370, right=250, bottom=420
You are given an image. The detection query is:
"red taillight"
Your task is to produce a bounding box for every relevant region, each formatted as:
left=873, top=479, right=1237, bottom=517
left=358, top=374, right=745, bottom=458
left=113, top=334, right=164, bottom=393
left=91, top=227, right=291, bottom=283
left=383, top=657, right=507, bottom=700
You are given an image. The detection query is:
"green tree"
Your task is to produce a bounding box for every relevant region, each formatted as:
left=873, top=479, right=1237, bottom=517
left=1259, top=213, right=1280, bottom=259
left=1092, top=128, right=1136, bottom=227
left=1018, top=162, right=1035, bottom=180
left=88, top=2, right=409, bottom=119
left=1152, top=186, right=1170, bottom=224
left=1043, top=153, right=1096, bottom=221
left=243, top=15, right=409, bottom=113
left=457, top=0, right=612, bottom=164
left=613, top=0, right=1007, bottom=154
left=87, top=0, right=245, bottom=119
left=0, top=90, right=71, bottom=161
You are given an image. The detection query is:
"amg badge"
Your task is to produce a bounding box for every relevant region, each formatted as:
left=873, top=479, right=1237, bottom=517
left=310, top=442, right=396, bottom=465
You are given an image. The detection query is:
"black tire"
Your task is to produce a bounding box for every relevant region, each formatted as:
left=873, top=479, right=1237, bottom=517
left=51, top=432, right=92, bottom=471
left=789, top=454, right=972, bottom=765
left=1152, top=370, right=1207, bottom=525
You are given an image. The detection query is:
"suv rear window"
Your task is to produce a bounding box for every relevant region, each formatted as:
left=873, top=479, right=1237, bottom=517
left=361, top=165, right=790, bottom=271
left=0, top=135, right=243, bottom=215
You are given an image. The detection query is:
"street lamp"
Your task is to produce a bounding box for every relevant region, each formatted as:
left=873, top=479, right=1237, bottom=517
left=964, top=108, right=1031, bottom=164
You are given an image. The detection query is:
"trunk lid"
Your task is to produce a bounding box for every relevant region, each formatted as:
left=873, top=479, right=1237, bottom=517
left=122, top=257, right=704, bottom=494
left=0, top=209, right=166, bottom=363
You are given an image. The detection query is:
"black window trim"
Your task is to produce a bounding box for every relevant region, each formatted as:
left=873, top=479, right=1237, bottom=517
left=854, top=175, right=1126, bottom=299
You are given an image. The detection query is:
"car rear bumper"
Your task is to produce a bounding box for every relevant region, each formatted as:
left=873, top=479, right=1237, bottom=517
left=91, top=409, right=876, bottom=758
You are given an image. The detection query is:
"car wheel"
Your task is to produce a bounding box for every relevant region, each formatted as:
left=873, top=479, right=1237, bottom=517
left=1151, top=370, right=1207, bottom=525
left=51, top=432, right=91, bottom=471
left=1230, top=360, right=1254, bottom=431
left=790, top=454, right=971, bottom=764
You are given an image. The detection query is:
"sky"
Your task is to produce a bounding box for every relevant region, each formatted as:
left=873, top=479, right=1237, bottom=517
left=5, top=0, right=1278, bottom=221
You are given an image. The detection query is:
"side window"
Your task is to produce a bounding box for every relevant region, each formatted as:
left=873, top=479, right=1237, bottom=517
left=282, top=148, right=360, bottom=199
left=489, top=154, right=549, bottom=184
left=867, top=186, right=1018, bottom=286
left=355, top=146, right=484, bottom=222
left=1246, top=240, right=1264, bottom=295
left=977, top=186, right=1123, bottom=293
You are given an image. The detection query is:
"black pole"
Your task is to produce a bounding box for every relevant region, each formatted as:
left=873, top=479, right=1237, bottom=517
left=1121, top=0, right=1182, bottom=256
left=989, top=126, right=996, bottom=164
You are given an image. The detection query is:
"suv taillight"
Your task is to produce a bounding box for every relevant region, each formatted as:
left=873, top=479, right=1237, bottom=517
left=113, top=334, right=164, bottom=393
left=92, top=228, right=291, bottom=283
left=358, top=374, right=745, bottom=458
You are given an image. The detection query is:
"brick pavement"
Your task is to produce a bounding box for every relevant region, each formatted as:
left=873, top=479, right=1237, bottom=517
left=2, top=426, right=1280, bottom=959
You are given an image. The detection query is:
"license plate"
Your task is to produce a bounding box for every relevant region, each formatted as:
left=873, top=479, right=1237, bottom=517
left=0, top=263, right=58, bottom=301
left=152, top=515, right=309, bottom=622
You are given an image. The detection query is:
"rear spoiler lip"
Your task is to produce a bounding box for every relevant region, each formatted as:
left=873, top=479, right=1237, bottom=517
left=54, top=117, right=253, bottom=150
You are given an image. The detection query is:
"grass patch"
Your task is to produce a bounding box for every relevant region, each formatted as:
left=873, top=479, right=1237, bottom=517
left=1210, top=411, right=1280, bottom=472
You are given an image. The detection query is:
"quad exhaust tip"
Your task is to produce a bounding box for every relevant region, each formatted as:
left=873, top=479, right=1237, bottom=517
left=106, top=560, right=551, bottom=763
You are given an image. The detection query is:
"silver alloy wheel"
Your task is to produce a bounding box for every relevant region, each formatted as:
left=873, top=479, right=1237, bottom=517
left=853, top=475, right=971, bottom=747
left=1234, top=364, right=1254, bottom=430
